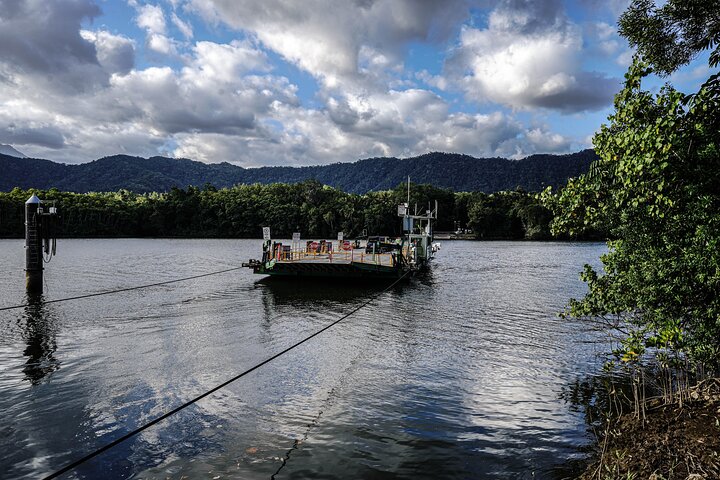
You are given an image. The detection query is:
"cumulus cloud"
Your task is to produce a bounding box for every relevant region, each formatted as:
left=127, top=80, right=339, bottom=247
left=0, top=122, right=66, bottom=149
left=134, top=3, right=179, bottom=55
left=499, top=126, right=572, bottom=159
left=80, top=30, right=135, bottom=75
left=584, top=20, right=633, bottom=68
left=147, top=33, right=177, bottom=55
left=0, top=7, right=297, bottom=163
left=94, top=37, right=296, bottom=139
left=448, top=0, right=618, bottom=112
left=0, top=0, right=108, bottom=92
left=187, top=0, right=470, bottom=90
left=186, top=40, right=269, bottom=82
left=416, top=70, right=449, bottom=91
left=136, top=4, right=166, bottom=34
left=588, top=22, right=620, bottom=56
left=0, top=0, right=590, bottom=165
left=172, top=87, right=575, bottom=167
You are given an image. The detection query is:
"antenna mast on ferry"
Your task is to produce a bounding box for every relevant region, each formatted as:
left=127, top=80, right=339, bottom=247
left=407, top=176, right=410, bottom=206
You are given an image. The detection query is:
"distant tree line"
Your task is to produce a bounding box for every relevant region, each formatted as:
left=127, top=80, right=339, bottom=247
left=0, top=181, right=599, bottom=240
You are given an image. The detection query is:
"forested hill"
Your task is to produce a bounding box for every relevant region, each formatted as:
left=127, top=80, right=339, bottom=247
left=0, top=149, right=596, bottom=194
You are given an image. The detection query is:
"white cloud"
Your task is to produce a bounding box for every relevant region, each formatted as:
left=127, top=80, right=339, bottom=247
left=170, top=87, right=576, bottom=166
left=584, top=21, right=633, bottom=66
left=448, top=1, right=617, bottom=112
left=0, top=28, right=297, bottom=163
left=147, top=33, right=177, bottom=55
left=416, top=70, right=448, bottom=91
left=106, top=40, right=294, bottom=137
left=80, top=30, right=135, bottom=75
left=187, top=0, right=469, bottom=91
left=0, top=0, right=107, bottom=92
left=0, top=0, right=592, bottom=166
left=185, top=40, right=269, bottom=84
left=616, top=49, right=634, bottom=67
left=589, top=22, right=621, bottom=55
left=136, top=4, right=166, bottom=35
left=171, top=12, right=193, bottom=39
left=134, top=3, right=181, bottom=56
left=524, top=127, right=571, bottom=152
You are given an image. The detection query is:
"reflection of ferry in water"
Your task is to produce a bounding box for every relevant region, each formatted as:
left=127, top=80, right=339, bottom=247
left=243, top=201, right=440, bottom=280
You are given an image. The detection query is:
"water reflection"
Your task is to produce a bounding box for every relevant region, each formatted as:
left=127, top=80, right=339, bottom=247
left=413, top=268, right=437, bottom=287
left=552, top=370, right=638, bottom=479
left=258, top=278, right=390, bottom=316
left=21, top=293, right=59, bottom=384
left=560, top=369, right=637, bottom=432
left=0, top=239, right=612, bottom=479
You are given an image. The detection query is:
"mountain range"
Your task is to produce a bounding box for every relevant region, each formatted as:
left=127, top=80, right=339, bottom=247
left=0, top=144, right=27, bottom=158
left=0, top=149, right=597, bottom=194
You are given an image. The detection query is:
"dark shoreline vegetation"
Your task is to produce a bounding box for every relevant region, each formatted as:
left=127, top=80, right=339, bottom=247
left=545, top=0, right=720, bottom=477
left=0, top=182, right=603, bottom=241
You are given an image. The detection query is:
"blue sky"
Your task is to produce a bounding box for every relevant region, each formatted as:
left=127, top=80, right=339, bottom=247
left=0, top=0, right=714, bottom=166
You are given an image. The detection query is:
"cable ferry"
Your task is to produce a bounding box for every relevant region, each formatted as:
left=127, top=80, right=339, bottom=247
left=243, top=200, right=440, bottom=280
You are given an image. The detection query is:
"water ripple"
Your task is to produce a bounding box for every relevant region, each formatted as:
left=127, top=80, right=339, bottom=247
left=0, top=239, right=608, bottom=479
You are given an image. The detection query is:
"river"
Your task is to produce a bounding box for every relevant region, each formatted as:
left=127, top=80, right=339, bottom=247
left=0, top=239, right=607, bottom=479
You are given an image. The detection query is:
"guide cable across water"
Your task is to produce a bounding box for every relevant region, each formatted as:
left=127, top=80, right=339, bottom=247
left=0, top=266, right=245, bottom=312
left=42, top=270, right=410, bottom=480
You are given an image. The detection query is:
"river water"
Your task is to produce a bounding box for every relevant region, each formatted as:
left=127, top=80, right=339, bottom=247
left=0, top=239, right=607, bottom=479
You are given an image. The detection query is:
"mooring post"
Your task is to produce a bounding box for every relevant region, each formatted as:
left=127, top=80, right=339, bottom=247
left=25, top=194, right=43, bottom=293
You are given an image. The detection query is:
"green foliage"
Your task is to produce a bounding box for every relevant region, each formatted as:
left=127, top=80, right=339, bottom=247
left=546, top=58, right=720, bottom=371
left=619, top=0, right=720, bottom=76
left=0, top=182, right=557, bottom=241
left=468, top=190, right=546, bottom=240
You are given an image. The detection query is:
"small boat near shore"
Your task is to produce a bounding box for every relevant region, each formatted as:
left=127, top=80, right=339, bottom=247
left=243, top=200, right=440, bottom=280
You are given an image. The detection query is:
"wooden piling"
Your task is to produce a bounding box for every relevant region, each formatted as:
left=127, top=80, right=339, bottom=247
left=25, top=195, right=43, bottom=293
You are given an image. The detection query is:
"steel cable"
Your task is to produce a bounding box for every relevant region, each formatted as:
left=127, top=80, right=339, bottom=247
left=0, top=266, right=245, bottom=312
left=42, top=270, right=410, bottom=479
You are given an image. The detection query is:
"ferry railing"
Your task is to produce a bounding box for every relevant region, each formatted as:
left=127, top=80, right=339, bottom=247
left=273, top=247, right=408, bottom=267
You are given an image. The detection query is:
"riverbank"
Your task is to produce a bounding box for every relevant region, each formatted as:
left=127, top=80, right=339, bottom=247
left=580, top=378, right=720, bottom=479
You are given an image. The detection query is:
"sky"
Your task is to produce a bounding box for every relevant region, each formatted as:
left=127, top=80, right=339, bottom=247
left=0, top=0, right=713, bottom=166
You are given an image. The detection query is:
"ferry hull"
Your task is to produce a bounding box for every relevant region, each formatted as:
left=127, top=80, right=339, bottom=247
left=253, top=260, right=405, bottom=279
